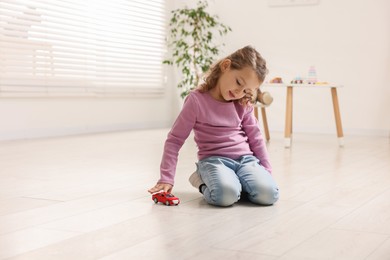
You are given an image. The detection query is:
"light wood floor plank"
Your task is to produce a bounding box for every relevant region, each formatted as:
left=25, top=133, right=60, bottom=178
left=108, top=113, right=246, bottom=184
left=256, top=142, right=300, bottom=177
left=0, top=129, right=388, bottom=259
left=279, top=228, right=388, bottom=260
left=0, top=227, right=80, bottom=259
left=366, top=237, right=390, bottom=260
left=331, top=189, right=390, bottom=234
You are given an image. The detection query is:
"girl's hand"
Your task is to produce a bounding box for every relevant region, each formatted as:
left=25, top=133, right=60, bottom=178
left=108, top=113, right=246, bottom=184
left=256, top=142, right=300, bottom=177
left=240, top=89, right=256, bottom=105
left=148, top=183, right=173, bottom=194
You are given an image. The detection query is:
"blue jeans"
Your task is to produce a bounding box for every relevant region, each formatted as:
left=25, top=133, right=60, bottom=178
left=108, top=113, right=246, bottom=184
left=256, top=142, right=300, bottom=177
left=196, top=155, right=279, bottom=207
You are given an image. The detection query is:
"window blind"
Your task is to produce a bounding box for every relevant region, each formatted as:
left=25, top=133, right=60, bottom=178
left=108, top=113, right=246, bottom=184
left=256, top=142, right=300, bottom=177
left=0, top=0, right=167, bottom=97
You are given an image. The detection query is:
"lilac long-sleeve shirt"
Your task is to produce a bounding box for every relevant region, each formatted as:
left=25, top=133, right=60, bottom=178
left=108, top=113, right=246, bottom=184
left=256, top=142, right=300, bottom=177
left=159, top=90, right=272, bottom=185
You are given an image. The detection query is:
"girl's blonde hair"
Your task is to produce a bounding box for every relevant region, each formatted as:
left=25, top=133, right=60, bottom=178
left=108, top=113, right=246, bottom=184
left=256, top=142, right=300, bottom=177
left=198, top=45, right=268, bottom=105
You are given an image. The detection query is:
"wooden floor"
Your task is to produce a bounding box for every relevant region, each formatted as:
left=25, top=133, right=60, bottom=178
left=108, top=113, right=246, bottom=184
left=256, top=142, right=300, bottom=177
left=0, top=129, right=389, bottom=259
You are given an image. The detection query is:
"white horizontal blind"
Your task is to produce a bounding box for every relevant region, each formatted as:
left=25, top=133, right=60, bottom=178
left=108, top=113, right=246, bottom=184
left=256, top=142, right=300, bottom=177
left=0, top=0, right=166, bottom=97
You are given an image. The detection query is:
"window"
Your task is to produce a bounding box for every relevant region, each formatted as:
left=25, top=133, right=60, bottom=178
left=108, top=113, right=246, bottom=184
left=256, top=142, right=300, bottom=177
left=0, top=0, right=167, bottom=97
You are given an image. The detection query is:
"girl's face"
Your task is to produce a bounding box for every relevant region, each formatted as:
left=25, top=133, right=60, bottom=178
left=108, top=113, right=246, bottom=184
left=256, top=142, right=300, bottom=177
left=210, top=59, right=261, bottom=103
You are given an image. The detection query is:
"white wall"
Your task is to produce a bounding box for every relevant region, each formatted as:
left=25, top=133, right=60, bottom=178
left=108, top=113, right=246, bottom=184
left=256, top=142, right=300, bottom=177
left=0, top=95, right=174, bottom=140
left=173, top=0, right=390, bottom=137
left=0, top=3, right=177, bottom=141
left=1, top=0, right=388, bottom=141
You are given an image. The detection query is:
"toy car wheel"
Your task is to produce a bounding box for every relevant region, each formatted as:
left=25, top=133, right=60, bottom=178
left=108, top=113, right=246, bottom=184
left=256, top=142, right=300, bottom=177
left=165, top=201, right=170, bottom=206
left=153, top=198, right=158, bottom=204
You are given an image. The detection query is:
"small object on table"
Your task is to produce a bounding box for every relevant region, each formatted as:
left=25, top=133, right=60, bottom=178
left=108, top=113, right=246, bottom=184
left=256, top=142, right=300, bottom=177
left=270, top=77, right=283, bottom=83
left=152, top=191, right=180, bottom=206
left=314, top=81, right=329, bottom=85
left=290, top=76, right=304, bottom=84
left=307, top=65, right=317, bottom=84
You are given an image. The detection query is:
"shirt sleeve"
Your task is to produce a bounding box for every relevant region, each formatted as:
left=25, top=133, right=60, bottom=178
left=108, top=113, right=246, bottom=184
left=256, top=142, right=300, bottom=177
left=241, top=106, right=272, bottom=174
left=158, top=93, right=198, bottom=185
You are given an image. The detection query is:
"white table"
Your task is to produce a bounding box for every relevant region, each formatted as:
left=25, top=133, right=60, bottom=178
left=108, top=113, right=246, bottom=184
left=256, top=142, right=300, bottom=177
left=263, top=83, right=344, bottom=148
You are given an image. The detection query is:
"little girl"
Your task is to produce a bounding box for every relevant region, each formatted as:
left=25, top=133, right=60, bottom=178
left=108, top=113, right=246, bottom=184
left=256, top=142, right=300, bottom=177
left=148, top=46, right=279, bottom=207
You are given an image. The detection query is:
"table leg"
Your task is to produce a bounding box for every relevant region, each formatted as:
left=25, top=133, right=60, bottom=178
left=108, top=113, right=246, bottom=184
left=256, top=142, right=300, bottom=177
left=331, top=88, right=344, bottom=147
left=284, top=86, right=293, bottom=148
left=254, top=106, right=259, bottom=119
left=254, top=106, right=270, bottom=142
left=261, top=107, right=270, bottom=142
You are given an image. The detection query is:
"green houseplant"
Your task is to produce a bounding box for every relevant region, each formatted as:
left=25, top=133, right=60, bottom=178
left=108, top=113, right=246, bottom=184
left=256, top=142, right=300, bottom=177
left=163, top=1, right=232, bottom=98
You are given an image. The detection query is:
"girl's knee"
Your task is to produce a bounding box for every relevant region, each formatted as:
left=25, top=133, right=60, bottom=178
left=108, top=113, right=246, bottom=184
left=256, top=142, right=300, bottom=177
left=208, top=184, right=241, bottom=207
left=250, top=186, right=280, bottom=205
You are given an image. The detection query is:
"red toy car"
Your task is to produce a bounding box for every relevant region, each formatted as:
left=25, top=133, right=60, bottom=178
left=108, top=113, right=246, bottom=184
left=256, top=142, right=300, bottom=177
left=152, top=192, right=180, bottom=206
